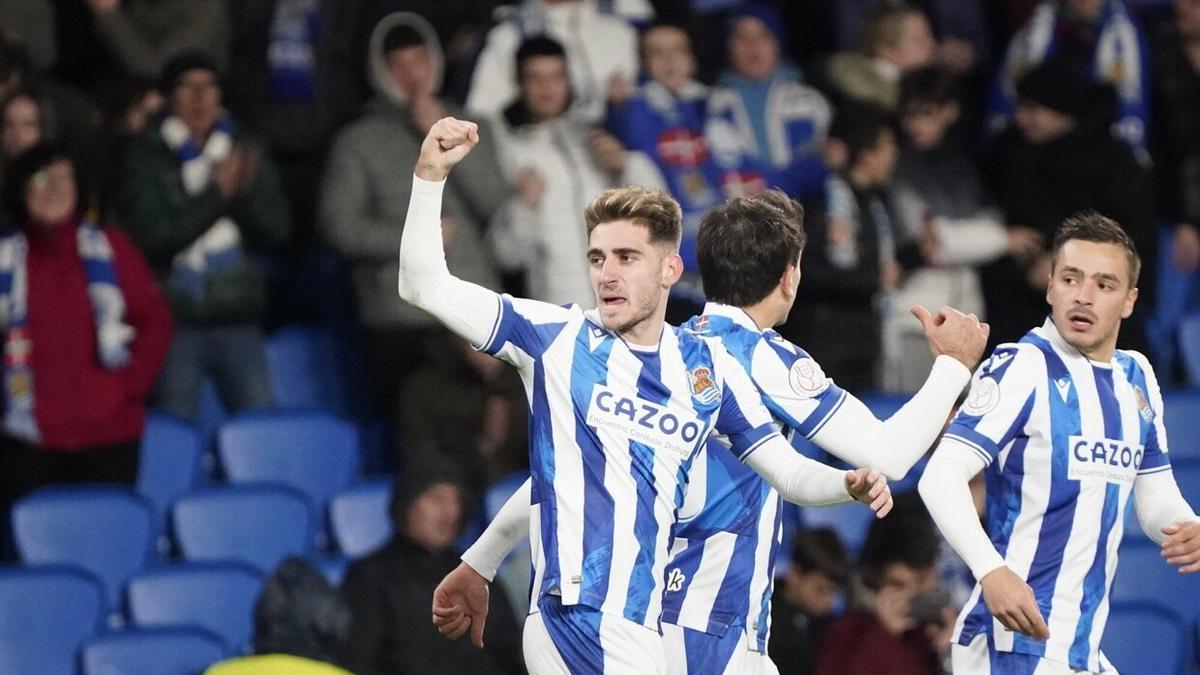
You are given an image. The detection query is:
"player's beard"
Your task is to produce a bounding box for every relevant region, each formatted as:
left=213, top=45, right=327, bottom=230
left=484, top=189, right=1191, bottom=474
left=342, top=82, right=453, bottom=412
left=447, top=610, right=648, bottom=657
left=613, top=286, right=661, bottom=337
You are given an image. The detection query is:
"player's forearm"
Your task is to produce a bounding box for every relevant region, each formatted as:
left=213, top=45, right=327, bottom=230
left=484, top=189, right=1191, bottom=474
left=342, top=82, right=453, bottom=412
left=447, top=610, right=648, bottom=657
left=461, top=479, right=532, bottom=581
left=743, top=436, right=854, bottom=506
left=919, top=441, right=1005, bottom=580
left=397, top=175, right=499, bottom=346
left=814, top=355, right=970, bottom=480
left=1134, top=471, right=1199, bottom=544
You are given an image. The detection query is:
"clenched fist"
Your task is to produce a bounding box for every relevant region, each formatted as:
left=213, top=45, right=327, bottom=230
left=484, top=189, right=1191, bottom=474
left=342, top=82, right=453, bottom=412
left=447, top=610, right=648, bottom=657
left=416, top=117, right=480, bottom=182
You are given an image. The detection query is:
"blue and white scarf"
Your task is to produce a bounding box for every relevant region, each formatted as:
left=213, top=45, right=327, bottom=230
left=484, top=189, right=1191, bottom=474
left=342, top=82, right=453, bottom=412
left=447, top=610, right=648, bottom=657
left=160, top=113, right=245, bottom=298
left=268, top=0, right=321, bottom=102
left=0, top=223, right=132, bottom=442
left=989, top=0, right=1148, bottom=149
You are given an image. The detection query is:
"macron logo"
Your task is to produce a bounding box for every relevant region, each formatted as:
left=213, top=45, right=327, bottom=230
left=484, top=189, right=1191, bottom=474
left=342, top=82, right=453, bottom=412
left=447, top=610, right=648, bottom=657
left=986, top=351, right=1013, bottom=374
left=1055, top=377, right=1072, bottom=403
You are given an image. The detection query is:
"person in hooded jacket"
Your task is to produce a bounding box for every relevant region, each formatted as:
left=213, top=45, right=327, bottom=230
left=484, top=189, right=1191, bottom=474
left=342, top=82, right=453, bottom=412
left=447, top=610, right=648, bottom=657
left=318, top=12, right=506, bottom=420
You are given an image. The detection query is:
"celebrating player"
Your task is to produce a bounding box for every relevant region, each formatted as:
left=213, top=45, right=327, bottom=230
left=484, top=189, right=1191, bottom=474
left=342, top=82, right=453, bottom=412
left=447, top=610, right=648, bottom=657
left=919, top=213, right=1200, bottom=673
left=400, top=117, right=891, bottom=674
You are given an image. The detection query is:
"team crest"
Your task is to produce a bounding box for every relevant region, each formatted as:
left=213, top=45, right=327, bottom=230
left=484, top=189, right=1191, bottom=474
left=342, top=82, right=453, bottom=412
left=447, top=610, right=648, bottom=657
left=689, top=367, right=719, bottom=404
left=1133, top=385, right=1154, bottom=422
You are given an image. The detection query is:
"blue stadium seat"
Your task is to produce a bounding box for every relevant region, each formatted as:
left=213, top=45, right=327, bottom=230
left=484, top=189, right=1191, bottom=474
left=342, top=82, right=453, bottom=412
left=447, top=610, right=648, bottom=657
left=484, top=471, right=529, bottom=521
left=0, top=565, right=104, bottom=675
left=138, top=412, right=203, bottom=540
left=1162, top=390, right=1200, bottom=462
left=1179, top=316, right=1200, bottom=387
left=330, top=478, right=393, bottom=559
left=12, top=486, right=154, bottom=616
left=81, top=626, right=227, bottom=675
left=1174, top=459, right=1200, bottom=505
left=218, top=412, right=360, bottom=529
left=797, top=501, right=874, bottom=554
left=311, top=554, right=349, bottom=586
left=1101, top=601, right=1189, bottom=675
left=265, top=326, right=351, bottom=415
left=126, top=562, right=263, bottom=653
left=1110, top=541, right=1200, bottom=630
left=173, top=484, right=313, bottom=574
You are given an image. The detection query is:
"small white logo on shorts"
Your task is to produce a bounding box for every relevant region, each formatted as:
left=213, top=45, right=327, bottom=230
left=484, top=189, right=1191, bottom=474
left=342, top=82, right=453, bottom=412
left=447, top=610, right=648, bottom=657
left=666, top=568, right=686, bottom=592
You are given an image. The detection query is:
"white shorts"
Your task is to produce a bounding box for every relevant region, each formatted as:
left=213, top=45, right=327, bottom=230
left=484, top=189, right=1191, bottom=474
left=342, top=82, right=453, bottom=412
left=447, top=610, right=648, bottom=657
left=523, top=597, right=666, bottom=675
left=661, top=623, right=781, bottom=675
left=952, top=634, right=1118, bottom=675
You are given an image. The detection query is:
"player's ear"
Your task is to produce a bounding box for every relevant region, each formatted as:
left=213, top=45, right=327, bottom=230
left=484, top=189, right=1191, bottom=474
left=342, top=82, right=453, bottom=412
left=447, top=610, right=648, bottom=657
left=662, top=251, right=684, bottom=287
left=1122, top=286, right=1138, bottom=319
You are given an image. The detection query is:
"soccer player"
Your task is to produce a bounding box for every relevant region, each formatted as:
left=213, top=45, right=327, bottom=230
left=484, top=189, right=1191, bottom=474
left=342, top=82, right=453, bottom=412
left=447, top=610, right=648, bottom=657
left=435, top=190, right=990, bottom=674
left=919, top=213, right=1200, bottom=674
left=401, top=117, right=891, bottom=675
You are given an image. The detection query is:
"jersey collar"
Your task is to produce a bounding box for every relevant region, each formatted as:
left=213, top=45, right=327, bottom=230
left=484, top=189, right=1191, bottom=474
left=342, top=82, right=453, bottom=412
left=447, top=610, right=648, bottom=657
left=700, top=302, right=763, bottom=333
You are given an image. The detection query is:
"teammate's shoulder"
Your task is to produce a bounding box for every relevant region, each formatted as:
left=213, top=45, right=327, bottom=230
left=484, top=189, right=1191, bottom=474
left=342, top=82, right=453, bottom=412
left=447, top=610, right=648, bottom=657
left=977, top=341, right=1043, bottom=378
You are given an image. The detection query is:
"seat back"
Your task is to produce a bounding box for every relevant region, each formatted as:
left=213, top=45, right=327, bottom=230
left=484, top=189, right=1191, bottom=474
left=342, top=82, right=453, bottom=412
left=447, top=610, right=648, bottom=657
left=173, top=484, right=313, bottom=573
left=81, top=626, right=227, bottom=675
left=0, top=565, right=104, bottom=675
left=1101, top=601, right=1189, bottom=675
left=126, top=562, right=264, bottom=653
left=329, top=478, right=392, bottom=559
left=138, top=413, right=203, bottom=536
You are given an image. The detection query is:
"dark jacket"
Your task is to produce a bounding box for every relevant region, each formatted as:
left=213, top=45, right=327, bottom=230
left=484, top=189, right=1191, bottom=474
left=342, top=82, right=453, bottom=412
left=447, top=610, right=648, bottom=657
left=341, top=536, right=524, bottom=675
left=119, top=122, right=290, bottom=325
left=1151, top=21, right=1200, bottom=227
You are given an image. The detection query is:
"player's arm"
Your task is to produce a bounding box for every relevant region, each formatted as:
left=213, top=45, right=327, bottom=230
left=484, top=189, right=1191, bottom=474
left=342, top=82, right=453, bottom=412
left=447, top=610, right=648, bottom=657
left=796, top=306, right=986, bottom=480
left=398, top=117, right=502, bottom=347
left=433, top=479, right=532, bottom=648
left=918, top=346, right=1050, bottom=640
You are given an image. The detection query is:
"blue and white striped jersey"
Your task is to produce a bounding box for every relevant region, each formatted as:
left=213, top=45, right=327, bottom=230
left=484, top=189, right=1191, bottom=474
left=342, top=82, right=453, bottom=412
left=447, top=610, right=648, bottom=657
left=946, top=319, right=1171, bottom=671
left=663, top=303, right=848, bottom=652
left=478, top=295, right=783, bottom=629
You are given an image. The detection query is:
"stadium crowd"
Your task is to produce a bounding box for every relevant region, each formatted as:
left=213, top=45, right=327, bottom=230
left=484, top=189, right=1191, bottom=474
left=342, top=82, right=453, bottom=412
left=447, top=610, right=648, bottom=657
left=0, top=0, right=1198, bottom=673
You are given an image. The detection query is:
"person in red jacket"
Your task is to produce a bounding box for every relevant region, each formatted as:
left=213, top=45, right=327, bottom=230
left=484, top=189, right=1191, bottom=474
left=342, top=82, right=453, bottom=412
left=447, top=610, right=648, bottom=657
left=0, top=142, right=172, bottom=542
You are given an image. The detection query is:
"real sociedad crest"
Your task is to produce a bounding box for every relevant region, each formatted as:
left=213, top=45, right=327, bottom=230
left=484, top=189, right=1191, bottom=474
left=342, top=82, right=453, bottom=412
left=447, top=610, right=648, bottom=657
left=689, top=366, right=719, bottom=405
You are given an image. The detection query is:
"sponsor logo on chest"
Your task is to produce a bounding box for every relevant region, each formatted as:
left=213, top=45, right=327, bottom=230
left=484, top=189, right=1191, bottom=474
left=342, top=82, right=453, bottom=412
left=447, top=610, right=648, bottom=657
left=1067, top=435, right=1143, bottom=484
left=586, top=385, right=704, bottom=459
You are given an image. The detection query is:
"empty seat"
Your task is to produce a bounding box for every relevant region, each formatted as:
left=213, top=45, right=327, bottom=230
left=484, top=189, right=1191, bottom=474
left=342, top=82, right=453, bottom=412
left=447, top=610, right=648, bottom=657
left=12, top=486, right=154, bottom=615
left=218, top=412, right=359, bottom=524
left=1101, top=601, right=1189, bottom=675
left=1110, top=540, right=1200, bottom=628
left=330, top=478, right=393, bottom=559
left=311, top=554, right=349, bottom=586
left=126, top=562, right=264, bottom=653
left=266, top=325, right=352, bottom=414
left=81, top=626, right=227, bottom=675
left=173, top=484, right=313, bottom=573
left=138, top=412, right=204, bottom=539
left=0, top=565, right=104, bottom=675
left=1162, top=389, right=1200, bottom=462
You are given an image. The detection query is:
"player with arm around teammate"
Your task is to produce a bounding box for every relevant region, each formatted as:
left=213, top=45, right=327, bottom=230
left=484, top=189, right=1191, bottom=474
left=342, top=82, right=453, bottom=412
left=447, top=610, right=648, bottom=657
left=401, top=117, right=892, bottom=675
left=919, top=212, right=1200, bottom=674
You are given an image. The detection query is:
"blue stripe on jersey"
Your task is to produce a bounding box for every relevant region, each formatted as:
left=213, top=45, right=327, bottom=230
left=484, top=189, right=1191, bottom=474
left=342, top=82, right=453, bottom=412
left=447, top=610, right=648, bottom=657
left=626, top=353, right=669, bottom=624
left=531, top=354, right=563, bottom=595
left=683, top=623, right=742, bottom=675
left=1116, top=353, right=1171, bottom=474
left=571, top=331, right=616, bottom=606
left=539, top=596, right=605, bottom=675
left=709, top=527, right=760, bottom=629
left=751, top=499, right=784, bottom=651
left=662, top=538, right=706, bottom=621
left=1015, top=334, right=1080, bottom=658
left=480, top=295, right=568, bottom=358
left=1068, top=368, right=1123, bottom=667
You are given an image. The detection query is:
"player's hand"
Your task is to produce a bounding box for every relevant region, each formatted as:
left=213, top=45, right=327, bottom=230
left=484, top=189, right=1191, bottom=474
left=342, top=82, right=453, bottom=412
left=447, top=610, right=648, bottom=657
left=416, top=117, right=479, bottom=182
left=911, top=305, right=990, bottom=370
left=432, top=562, right=491, bottom=648
left=979, top=566, right=1049, bottom=640
left=1161, top=520, right=1200, bottom=573
left=845, top=468, right=893, bottom=518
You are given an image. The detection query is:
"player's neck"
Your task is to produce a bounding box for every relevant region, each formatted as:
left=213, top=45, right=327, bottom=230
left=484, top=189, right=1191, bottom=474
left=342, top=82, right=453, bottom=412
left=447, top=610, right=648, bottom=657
left=618, top=312, right=668, bottom=347
left=739, top=302, right=777, bottom=331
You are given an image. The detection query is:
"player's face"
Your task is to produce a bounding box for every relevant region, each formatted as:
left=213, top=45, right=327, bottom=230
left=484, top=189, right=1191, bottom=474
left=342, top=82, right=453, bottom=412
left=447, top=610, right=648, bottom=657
left=587, top=219, right=681, bottom=342
left=1047, top=239, right=1138, bottom=361
left=643, top=27, right=695, bottom=93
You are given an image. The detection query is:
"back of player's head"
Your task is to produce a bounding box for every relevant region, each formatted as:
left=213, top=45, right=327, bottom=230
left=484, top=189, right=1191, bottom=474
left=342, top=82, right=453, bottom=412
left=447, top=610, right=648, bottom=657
left=858, top=2, right=924, bottom=54
left=515, top=35, right=567, bottom=77
left=1053, top=212, right=1141, bottom=287
left=696, top=189, right=805, bottom=307
left=857, top=493, right=939, bottom=590
left=585, top=187, right=683, bottom=249
left=791, top=527, right=850, bottom=585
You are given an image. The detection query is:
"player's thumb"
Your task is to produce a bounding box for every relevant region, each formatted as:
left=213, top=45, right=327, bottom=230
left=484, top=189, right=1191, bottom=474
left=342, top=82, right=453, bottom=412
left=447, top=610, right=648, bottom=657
left=470, top=612, right=487, bottom=649
left=910, top=305, right=935, bottom=331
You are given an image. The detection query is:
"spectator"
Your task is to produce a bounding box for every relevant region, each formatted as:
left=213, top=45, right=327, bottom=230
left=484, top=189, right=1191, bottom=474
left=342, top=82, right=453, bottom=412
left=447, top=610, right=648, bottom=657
left=84, top=0, right=229, bottom=80
left=988, top=0, right=1150, bottom=151
left=815, top=496, right=953, bottom=675
left=706, top=2, right=833, bottom=201
left=832, top=0, right=991, bottom=77
left=782, top=103, right=915, bottom=392
left=883, top=66, right=1036, bottom=392
left=488, top=36, right=666, bottom=307
left=1151, top=0, right=1200, bottom=277
left=982, top=58, right=1156, bottom=351
left=319, top=13, right=503, bottom=419
left=0, top=142, right=172, bottom=547
left=120, top=52, right=289, bottom=422
left=0, top=87, right=54, bottom=186
left=342, top=460, right=523, bottom=675
left=225, top=0, right=366, bottom=248
left=769, top=528, right=850, bottom=675
left=821, top=2, right=938, bottom=111
left=398, top=330, right=527, bottom=512
left=205, top=557, right=354, bottom=675
left=608, top=23, right=730, bottom=274
left=466, top=0, right=640, bottom=124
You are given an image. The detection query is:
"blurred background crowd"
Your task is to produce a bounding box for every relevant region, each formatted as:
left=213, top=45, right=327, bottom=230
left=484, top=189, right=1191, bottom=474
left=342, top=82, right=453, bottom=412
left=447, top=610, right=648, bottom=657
left=0, top=0, right=1199, bottom=673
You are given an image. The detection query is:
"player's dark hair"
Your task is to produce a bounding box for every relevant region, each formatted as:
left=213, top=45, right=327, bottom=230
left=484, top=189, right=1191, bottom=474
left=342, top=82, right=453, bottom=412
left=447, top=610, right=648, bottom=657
left=515, top=35, right=567, bottom=80
left=1052, top=211, right=1141, bottom=288
left=584, top=187, right=683, bottom=249
left=382, top=24, right=425, bottom=54
left=696, top=189, right=806, bottom=307
left=857, top=493, right=939, bottom=591
left=792, top=527, right=849, bottom=586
